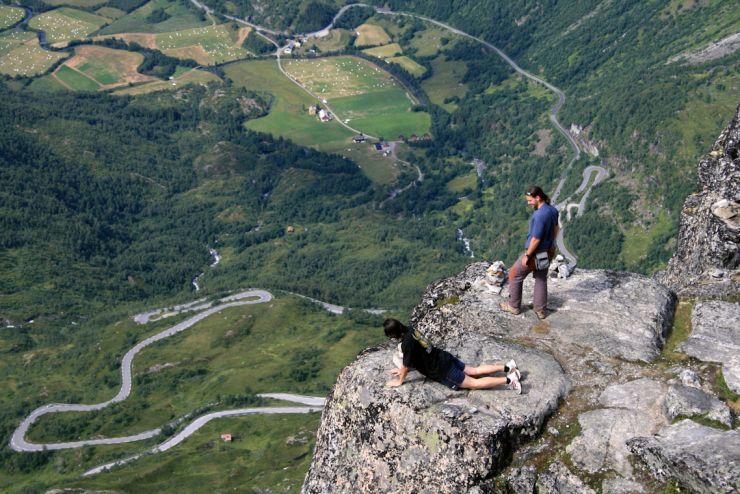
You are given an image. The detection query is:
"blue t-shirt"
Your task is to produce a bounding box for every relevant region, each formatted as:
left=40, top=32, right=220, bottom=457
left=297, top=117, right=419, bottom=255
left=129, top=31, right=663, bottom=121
left=525, top=203, right=559, bottom=251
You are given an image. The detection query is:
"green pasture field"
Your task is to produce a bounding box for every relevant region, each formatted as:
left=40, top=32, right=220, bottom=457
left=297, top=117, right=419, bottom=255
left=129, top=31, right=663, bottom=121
left=156, top=23, right=248, bottom=64
left=282, top=56, right=395, bottom=100
left=28, top=7, right=109, bottom=45
left=354, top=22, right=390, bottom=46
left=0, top=31, right=68, bottom=76
left=95, top=6, right=127, bottom=20
left=54, top=64, right=100, bottom=90
left=362, top=42, right=402, bottom=58
left=26, top=73, right=69, bottom=91
left=113, top=68, right=221, bottom=95
left=330, top=88, right=431, bottom=138
left=226, top=58, right=413, bottom=184
left=421, top=56, right=468, bottom=112
left=226, top=60, right=352, bottom=149
left=99, top=0, right=209, bottom=35
left=387, top=55, right=426, bottom=77
left=42, top=0, right=107, bottom=7
left=297, top=28, right=351, bottom=53
left=409, top=26, right=458, bottom=57
left=0, top=5, right=25, bottom=29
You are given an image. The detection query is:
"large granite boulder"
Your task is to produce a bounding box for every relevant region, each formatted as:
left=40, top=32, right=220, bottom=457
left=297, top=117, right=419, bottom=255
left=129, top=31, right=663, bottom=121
left=302, top=333, right=569, bottom=493
left=657, top=106, right=740, bottom=297
left=430, top=266, right=674, bottom=363
left=628, top=420, right=740, bottom=494
left=678, top=300, right=740, bottom=393
left=664, top=382, right=733, bottom=427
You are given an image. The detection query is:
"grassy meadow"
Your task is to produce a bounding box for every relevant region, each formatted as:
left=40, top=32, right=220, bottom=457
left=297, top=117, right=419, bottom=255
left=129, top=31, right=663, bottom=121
left=420, top=56, right=468, bottom=112
left=387, top=55, right=426, bottom=77
left=156, top=23, right=250, bottom=65
left=65, top=45, right=155, bottom=88
left=0, top=4, right=25, bottom=29
left=43, top=0, right=107, bottom=7
left=28, top=7, right=109, bottom=46
left=353, top=22, right=390, bottom=46
left=362, top=42, right=402, bottom=58
left=99, top=0, right=209, bottom=35
left=54, top=64, right=101, bottom=90
left=283, top=56, right=430, bottom=138
left=297, top=28, right=351, bottom=53
left=0, top=31, right=68, bottom=77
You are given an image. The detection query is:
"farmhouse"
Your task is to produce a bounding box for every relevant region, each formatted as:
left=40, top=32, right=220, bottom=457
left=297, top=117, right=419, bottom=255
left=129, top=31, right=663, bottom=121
left=318, top=109, right=332, bottom=122
left=308, top=105, right=317, bottom=115
left=353, top=134, right=366, bottom=143
left=221, top=434, right=232, bottom=442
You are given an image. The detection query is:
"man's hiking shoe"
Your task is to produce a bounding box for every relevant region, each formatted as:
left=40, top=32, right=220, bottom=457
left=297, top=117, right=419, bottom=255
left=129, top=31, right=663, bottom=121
left=535, top=309, right=546, bottom=320
left=500, top=302, right=520, bottom=315
left=506, top=359, right=521, bottom=380
left=507, top=372, right=522, bottom=395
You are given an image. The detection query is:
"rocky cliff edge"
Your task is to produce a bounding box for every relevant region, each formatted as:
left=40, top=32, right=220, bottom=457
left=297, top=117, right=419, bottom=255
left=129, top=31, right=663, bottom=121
left=302, top=108, right=740, bottom=493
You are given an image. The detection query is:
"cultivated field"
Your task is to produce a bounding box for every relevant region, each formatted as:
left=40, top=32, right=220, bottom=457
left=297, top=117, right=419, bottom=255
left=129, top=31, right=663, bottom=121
left=362, top=42, right=402, bottom=58
left=99, top=0, right=209, bottom=35
left=226, top=59, right=402, bottom=184
left=53, top=64, right=100, bottom=90
left=28, top=7, right=109, bottom=46
left=354, top=23, right=390, bottom=46
left=0, top=4, right=25, bottom=29
left=113, top=68, right=221, bottom=95
left=65, top=45, right=156, bottom=88
left=283, top=56, right=430, bottom=138
left=0, top=30, right=68, bottom=76
left=283, top=56, right=395, bottom=100
left=156, top=23, right=250, bottom=65
left=387, top=55, right=426, bottom=77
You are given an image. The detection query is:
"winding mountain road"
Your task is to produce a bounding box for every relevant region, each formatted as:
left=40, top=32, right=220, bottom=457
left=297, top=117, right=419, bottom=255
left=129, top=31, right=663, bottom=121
left=10, top=290, right=322, bottom=455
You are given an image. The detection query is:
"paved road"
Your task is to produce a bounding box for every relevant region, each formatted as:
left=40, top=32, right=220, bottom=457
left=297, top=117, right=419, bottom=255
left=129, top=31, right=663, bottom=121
left=10, top=290, right=274, bottom=453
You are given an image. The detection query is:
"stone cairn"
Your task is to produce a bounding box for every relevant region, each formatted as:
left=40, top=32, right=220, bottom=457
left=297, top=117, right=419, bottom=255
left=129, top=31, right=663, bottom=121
left=549, top=254, right=573, bottom=279
left=472, top=260, right=508, bottom=294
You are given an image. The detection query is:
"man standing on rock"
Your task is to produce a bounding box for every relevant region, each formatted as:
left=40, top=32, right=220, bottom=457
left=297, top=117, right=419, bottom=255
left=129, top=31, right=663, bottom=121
left=501, top=185, right=559, bottom=320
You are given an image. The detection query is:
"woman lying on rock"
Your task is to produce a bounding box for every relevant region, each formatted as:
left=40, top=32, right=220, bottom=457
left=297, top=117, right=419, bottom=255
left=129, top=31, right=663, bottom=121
left=383, top=318, right=522, bottom=394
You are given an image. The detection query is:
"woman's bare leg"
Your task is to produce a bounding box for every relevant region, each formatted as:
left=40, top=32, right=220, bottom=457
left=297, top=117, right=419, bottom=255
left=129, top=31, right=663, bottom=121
left=464, top=364, right=504, bottom=377
left=459, top=375, right=508, bottom=390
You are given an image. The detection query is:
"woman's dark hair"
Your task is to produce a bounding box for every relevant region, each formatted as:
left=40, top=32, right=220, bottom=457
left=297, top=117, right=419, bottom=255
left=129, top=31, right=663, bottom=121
left=526, top=185, right=550, bottom=204
left=383, top=318, right=407, bottom=339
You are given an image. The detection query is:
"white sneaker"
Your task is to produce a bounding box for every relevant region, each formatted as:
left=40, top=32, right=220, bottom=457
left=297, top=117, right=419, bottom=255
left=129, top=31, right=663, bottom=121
left=506, top=359, right=520, bottom=380
left=507, top=372, right=522, bottom=395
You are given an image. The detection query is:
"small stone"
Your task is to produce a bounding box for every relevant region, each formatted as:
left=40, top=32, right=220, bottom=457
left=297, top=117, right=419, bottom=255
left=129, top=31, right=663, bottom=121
left=679, top=369, right=702, bottom=388
left=711, top=269, right=726, bottom=279
left=548, top=427, right=559, bottom=436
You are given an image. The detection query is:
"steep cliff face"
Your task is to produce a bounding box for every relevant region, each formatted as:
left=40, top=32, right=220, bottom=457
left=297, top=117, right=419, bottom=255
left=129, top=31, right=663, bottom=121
left=302, top=110, right=740, bottom=493
left=657, top=106, right=740, bottom=297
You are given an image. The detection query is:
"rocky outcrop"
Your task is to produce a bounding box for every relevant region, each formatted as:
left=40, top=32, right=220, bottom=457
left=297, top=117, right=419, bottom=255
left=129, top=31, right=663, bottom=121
left=657, top=106, right=740, bottom=297
left=302, top=267, right=675, bottom=493
left=303, top=110, right=740, bottom=494
left=678, top=300, right=740, bottom=393
left=627, top=420, right=740, bottom=493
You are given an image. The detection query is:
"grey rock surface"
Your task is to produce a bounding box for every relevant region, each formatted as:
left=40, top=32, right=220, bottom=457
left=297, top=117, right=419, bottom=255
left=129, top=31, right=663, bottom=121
left=679, top=300, right=740, bottom=393
left=628, top=420, right=740, bottom=494
left=535, top=461, right=595, bottom=494
left=664, top=383, right=732, bottom=427
left=302, top=333, right=569, bottom=493
left=443, top=267, right=675, bottom=363
left=506, top=466, right=537, bottom=494
left=657, top=106, right=740, bottom=297
left=601, top=477, right=646, bottom=494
